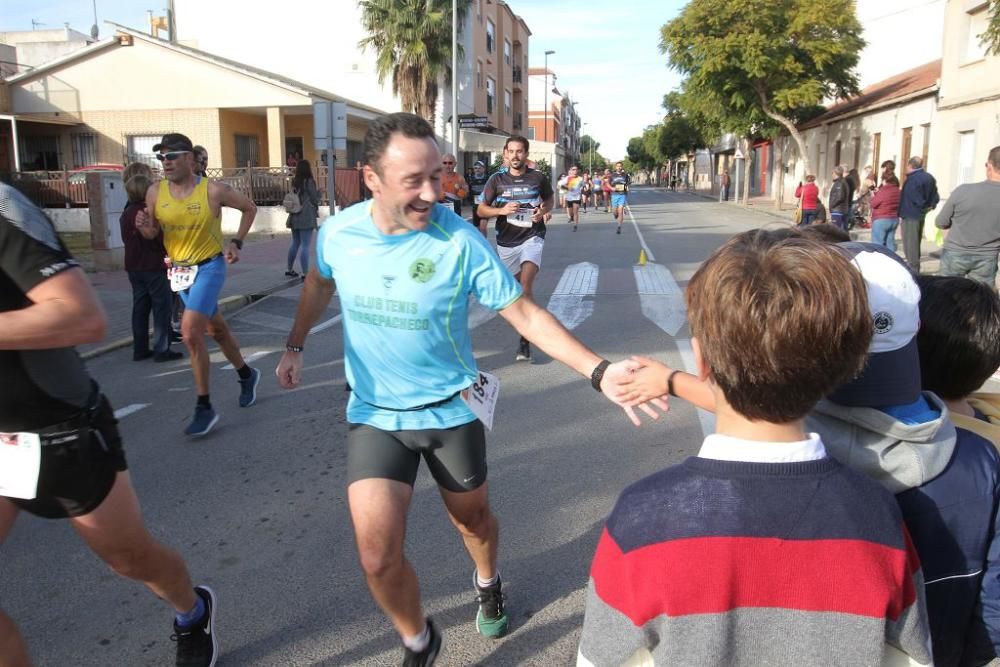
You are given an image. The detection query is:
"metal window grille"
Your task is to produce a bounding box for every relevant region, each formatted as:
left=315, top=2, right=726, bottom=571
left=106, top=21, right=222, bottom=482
left=235, top=134, right=260, bottom=167
left=71, top=133, right=97, bottom=168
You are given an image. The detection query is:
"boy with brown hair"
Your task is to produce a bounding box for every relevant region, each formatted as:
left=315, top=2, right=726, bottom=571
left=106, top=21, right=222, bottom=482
left=578, top=231, right=931, bottom=666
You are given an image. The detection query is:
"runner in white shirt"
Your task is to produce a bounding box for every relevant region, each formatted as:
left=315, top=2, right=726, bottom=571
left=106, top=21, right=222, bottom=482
left=558, top=166, right=586, bottom=232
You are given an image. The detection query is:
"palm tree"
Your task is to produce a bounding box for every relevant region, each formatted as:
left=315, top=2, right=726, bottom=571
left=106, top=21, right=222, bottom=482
left=358, top=0, right=470, bottom=122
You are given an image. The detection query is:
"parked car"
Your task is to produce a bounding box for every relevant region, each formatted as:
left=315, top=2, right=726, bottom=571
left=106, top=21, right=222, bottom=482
left=68, top=164, right=124, bottom=185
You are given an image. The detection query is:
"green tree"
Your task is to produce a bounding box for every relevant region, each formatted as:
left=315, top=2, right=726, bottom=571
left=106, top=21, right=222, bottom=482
left=982, top=0, right=1000, bottom=55
left=359, top=0, right=470, bottom=122
left=579, top=135, right=609, bottom=172
left=660, top=0, right=865, bottom=175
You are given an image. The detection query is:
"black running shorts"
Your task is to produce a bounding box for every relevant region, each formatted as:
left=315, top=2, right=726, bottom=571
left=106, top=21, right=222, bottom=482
left=347, top=419, right=487, bottom=492
left=9, top=395, right=128, bottom=519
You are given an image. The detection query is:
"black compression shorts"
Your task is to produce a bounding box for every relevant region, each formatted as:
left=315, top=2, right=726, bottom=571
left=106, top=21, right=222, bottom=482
left=346, top=419, right=486, bottom=492
left=9, top=395, right=128, bottom=519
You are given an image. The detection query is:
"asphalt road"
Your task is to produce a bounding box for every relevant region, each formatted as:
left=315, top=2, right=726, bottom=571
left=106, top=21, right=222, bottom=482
left=2, top=189, right=782, bottom=666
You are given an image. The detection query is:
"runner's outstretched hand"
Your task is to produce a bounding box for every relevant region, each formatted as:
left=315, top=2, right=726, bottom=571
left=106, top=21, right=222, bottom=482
left=600, top=358, right=669, bottom=426
left=276, top=351, right=303, bottom=389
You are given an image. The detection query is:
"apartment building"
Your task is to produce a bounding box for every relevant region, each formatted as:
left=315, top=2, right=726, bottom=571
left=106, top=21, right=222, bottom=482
left=527, top=69, right=581, bottom=161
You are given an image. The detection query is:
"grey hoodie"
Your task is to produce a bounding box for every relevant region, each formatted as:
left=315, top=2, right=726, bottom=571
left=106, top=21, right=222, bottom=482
left=806, top=392, right=955, bottom=493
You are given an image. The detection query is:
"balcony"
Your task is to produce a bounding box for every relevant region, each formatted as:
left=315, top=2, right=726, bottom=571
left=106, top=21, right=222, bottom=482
left=512, top=66, right=522, bottom=84
left=514, top=112, right=522, bottom=130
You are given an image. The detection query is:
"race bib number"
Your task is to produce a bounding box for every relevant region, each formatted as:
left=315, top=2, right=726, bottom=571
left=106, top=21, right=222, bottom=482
left=462, top=371, right=500, bottom=430
left=508, top=205, right=534, bottom=228
left=168, top=265, right=198, bottom=292
left=0, top=432, right=41, bottom=500
left=614, top=184, right=626, bottom=192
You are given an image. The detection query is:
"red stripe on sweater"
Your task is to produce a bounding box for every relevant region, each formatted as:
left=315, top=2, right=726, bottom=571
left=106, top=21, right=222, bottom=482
left=591, top=527, right=918, bottom=625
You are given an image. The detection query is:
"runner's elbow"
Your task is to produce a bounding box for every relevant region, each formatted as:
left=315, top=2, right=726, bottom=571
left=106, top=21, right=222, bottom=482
left=78, top=308, right=108, bottom=343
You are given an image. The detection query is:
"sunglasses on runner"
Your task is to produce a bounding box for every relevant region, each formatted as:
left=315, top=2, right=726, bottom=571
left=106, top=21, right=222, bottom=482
left=156, top=151, right=191, bottom=161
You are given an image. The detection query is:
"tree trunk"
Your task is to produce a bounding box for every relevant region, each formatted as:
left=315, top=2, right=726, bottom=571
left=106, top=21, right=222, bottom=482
left=756, top=87, right=810, bottom=179
left=742, top=137, right=752, bottom=205
left=774, top=137, right=784, bottom=210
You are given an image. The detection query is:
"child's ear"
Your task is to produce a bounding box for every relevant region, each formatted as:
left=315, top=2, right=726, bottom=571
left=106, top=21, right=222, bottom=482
left=691, top=337, right=711, bottom=382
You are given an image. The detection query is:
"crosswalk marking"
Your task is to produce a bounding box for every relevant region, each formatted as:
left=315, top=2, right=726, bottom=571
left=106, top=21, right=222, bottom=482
left=633, top=262, right=686, bottom=336
left=113, top=403, right=149, bottom=419
left=546, top=262, right=598, bottom=330
left=222, top=349, right=274, bottom=370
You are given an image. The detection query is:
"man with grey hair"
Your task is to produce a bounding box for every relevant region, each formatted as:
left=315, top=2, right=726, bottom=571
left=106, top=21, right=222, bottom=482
left=899, top=156, right=940, bottom=272
left=936, top=146, right=1000, bottom=288
left=828, top=165, right=851, bottom=230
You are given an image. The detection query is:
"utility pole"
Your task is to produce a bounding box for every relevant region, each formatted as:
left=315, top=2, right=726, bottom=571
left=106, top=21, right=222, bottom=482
left=544, top=50, right=555, bottom=143
left=451, top=0, right=459, bottom=162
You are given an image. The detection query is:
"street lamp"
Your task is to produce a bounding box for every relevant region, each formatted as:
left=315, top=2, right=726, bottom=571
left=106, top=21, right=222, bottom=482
left=582, top=121, right=592, bottom=173
left=544, top=50, right=555, bottom=143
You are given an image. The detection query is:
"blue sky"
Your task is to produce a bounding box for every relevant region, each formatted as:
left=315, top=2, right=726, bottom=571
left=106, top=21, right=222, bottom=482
left=2, top=0, right=685, bottom=159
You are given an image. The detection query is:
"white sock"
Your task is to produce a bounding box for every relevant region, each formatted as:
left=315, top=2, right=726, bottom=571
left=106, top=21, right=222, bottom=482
left=403, top=622, right=430, bottom=652
left=477, top=570, right=499, bottom=589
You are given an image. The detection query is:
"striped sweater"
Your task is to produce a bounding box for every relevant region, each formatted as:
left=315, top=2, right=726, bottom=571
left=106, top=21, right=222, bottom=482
left=578, top=456, right=932, bottom=666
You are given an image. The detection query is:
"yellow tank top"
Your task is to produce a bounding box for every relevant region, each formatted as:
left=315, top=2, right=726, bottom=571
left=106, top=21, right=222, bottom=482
left=156, top=178, right=222, bottom=264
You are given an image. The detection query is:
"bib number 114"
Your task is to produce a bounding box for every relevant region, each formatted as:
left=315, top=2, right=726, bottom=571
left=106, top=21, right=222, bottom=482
left=463, top=370, right=500, bottom=430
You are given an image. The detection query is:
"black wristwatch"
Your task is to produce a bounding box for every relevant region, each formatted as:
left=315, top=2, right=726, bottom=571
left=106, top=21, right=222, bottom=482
left=590, top=359, right=611, bottom=393
left=229, top=238, right=244, bottom=250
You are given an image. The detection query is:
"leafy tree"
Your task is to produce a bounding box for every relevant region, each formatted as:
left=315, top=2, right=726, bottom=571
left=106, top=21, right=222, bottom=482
left=982, top=0, right=1000, bottom=56
left=578, top=135, right=609, bottom=172
left=359, top=0, right=470, bottom=122
left=660, top=0, right=865, bottom=175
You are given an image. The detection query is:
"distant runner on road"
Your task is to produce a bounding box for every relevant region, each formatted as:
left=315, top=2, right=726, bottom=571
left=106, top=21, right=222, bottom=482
left=610, top=162, right=631, bottom=235
left=478, top=135, right=554, bottom=362
left=558, top=166, right=585, bottom=232
left=135, top=133, right=261, bottom=437
left=468, top=160, right=490, bottom=237
left=0, top=182, right=218, bottom=667
left=276, top=113, right=666, bottom=667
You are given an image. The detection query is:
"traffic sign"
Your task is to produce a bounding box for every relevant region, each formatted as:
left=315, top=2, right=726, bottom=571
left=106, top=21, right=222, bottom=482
left=459, top=115, right=490, bottom=129
left=734, top=148, right=745, bottom=159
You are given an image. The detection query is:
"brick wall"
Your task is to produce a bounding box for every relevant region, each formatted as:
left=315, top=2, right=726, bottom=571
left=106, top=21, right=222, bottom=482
left=219, top=109, right=270, bottom=168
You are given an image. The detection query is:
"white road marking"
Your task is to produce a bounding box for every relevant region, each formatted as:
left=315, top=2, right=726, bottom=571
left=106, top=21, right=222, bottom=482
left=633, top=263, right=686, bottom=336
left=310, top=314, right=343, bottom=335
left=113, top=403, right=149, bottom=419
left=222, top=349, right=275, bottom=370
left=626, top=205, right=655, bottom=262
left=633, top=262, right=713, bottom=437
left=546, top=262, right=599, bottom=331
left=237, top=310, right=298, bottom=331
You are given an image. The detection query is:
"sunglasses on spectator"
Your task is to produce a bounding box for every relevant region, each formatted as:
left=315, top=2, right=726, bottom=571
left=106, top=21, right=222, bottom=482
left=442, top=161, right=455, bottom=165
left=156, top=151, right=191, bottom=161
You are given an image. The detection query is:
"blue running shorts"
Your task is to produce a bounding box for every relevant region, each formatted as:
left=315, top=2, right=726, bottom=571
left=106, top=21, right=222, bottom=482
left=179, top=254, right=226, bottom=317
left=611, top=193, right=628, bottom=209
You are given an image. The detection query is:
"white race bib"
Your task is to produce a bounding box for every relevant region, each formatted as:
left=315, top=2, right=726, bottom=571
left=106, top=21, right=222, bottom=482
left=168, top=265, right=198, bottom=292
left=508, top=207, right=534, bottom=228
left=462, top=371, right=500, bottom=430
left=0, top=432, right=42, bottom=500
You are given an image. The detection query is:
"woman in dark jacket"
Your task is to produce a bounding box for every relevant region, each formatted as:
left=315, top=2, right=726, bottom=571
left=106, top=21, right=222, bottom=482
left=286, top=159, right=320, bottom=278
left=870, top=175, right=902, bottom=252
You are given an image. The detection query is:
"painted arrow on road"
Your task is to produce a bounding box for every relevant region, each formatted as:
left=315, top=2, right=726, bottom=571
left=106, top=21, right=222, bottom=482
left=547, top=262, right=599, bottom=330
left=633, top=262, right=686, bottom=336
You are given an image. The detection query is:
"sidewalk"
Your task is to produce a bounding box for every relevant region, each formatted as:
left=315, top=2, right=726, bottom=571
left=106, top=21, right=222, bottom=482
left=77, top=232, right=303, bottom=359
left=675, top=187, right=942, bottom=274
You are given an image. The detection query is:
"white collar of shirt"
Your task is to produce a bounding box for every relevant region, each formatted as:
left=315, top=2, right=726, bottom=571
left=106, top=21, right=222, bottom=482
left=698, top=432, right=826, bottom=463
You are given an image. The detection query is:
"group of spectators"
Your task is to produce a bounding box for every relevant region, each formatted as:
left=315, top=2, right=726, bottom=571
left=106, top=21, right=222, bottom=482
left=794, top=146, right=1000, bottom=289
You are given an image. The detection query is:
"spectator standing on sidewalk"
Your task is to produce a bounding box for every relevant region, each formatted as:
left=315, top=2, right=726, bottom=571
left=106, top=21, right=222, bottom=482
left=935, top=146, right=1000, bottom=288
left=192, top=146, right=208, bottom=178
left=828, top=165, right=851, bottom=230
left=285, top=159, right=320, bottom=279
left=794, top=175, right=819, bottom=226
left=899, top=156, right=940, bottom=273
left=120, top=165, right=182, bottom=363
left=870, top=175, right=901, bottom=252
left=720, top=170, right=731, bottom=201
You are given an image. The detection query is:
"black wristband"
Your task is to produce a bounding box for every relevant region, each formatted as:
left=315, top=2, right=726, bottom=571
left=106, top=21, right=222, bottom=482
left=667, top=369, right=682, bottom=397
left=286, top=344, right=304, bottom=353
left=591, top=359, right=611, bottom=393
left=229, top=238, right=243, bottom=250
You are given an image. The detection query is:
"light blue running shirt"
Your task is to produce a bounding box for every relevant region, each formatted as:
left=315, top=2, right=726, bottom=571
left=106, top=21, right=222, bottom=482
left=316, top=201, right=523, bottom=430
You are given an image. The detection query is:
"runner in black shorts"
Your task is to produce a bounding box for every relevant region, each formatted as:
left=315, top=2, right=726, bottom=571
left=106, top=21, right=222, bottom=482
left=276, top=114, right=667, bottom=666
left=0, top=183, right=218, bottom=667
left=468, top=160, right=490, bottom=238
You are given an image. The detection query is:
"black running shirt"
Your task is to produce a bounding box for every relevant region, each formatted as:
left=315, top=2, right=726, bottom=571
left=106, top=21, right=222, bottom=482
left=0, top=184, right=93, bottom=431
left=481, top=168, right=554, bottom=248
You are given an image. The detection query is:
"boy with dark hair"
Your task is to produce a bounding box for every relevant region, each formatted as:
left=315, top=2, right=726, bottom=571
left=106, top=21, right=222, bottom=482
left=917, top=274, right=1000, bottom=444
left=579, top=231, right=931, bottom=666
left=621, top=242, right=1000, bottom=666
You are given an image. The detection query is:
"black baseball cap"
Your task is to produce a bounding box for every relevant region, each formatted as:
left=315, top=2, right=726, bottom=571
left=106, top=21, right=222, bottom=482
left=152, top=133, right=194, bottom=153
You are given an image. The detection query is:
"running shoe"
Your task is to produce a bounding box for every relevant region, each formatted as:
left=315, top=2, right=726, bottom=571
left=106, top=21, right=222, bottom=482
left=238, top=367, right=261, bottom=408
left=515, top=337, right=531, bottom=362
left=616, top=226, right=622, bottom=235
left=402, top=618, right=441, bottom=667
left=185, top=405, right=219, bottom=437
left=173, top=585, right=218, bottom=667
left=284, top=270, right=299, bottom=277
left=572, top=225, right=577, bottom=232
left=474, top=573, right=509, bottom=639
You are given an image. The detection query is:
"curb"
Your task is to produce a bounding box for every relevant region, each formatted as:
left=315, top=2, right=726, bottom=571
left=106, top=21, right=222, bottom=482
left=80, top=277, right=301, bottom=361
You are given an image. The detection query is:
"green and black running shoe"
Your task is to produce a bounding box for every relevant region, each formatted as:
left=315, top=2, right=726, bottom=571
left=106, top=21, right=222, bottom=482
left=474, top=573, right=509, bottom=639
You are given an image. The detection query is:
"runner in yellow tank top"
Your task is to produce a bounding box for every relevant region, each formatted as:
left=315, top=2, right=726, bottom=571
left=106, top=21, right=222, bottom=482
left=135, top=132, right=260, bottom=437
left=156, top=177, right=223, bottom=265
